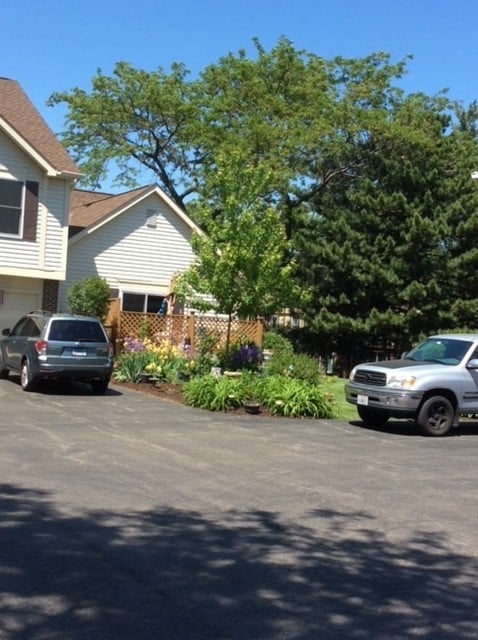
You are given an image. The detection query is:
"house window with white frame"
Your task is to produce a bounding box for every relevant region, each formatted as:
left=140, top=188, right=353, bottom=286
left=122, top=292, right=166, bottom=314
left=0, top=178, right=23, bottom=236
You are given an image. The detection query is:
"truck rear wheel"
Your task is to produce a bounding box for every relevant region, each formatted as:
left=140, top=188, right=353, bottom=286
left=357, top=406, right=389, bottom=427
left=417, top=396, right=454, bottom=436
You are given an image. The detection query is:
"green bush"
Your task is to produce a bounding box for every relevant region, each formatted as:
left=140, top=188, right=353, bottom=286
left=183, top=375, right=245, bottom=411
left=113, top=350, right=151, bottom=383
left=260, top=375, right=336, bottom=418
left=183, top=371, right=337, bottom=418
left=262, top=331, right=294, bottom=355
left=286, top=353, right=322, bottom=384
left=68, top=275, right=110, bottom=322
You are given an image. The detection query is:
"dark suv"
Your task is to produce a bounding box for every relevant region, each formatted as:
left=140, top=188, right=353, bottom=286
left=0, top=311, right=114, bottom=393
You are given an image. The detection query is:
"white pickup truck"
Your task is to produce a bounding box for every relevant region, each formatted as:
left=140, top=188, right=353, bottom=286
left=345, top=334, right=478, bottom=436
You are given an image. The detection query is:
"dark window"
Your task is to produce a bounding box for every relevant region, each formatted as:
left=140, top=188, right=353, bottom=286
left=122, top=293, right=145, bottom=312
left=0, top=179, right=23, bottom=236
left=48, top=320, right=106, bottom=342
left=0, top=179, right=39, bottom=240
left=10, top=316, right=40, bottom=337
left=147, top=295, right=165, bottom=313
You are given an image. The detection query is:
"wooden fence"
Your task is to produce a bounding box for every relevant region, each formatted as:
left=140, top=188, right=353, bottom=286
left=104, top=298, right=264, bottom=354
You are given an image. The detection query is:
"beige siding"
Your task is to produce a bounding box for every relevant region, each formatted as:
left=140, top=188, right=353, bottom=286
left=60, top=194, right=197, bottom=310
left=0, top=275, right=42, bottom=328
left=0, top=131, right=69, bottom=279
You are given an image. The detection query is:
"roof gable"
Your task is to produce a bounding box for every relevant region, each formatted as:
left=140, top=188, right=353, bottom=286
left=0, top=77, right=80, bottom=177
left=69, top=185, right=203, bottom=242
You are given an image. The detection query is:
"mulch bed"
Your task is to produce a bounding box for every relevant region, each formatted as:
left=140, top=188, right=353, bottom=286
left=112, top=380, right=275, bottom=417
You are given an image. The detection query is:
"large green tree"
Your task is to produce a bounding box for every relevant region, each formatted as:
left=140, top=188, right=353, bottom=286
left=49, top=39, right=478, bottom=360
left=175, top=152, right=299, bottom=337
left=294, top=93, right=478, bottom=361
left=48, top=61, right=201, bottom=209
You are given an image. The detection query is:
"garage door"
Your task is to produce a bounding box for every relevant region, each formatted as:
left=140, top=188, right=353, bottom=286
left=0, top=284, right=41, bottom=331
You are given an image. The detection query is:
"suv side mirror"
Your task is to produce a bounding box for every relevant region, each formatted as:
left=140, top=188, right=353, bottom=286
left=466, top=358, right=478, bottom=369
left=2, top=328, right=10, bottom=336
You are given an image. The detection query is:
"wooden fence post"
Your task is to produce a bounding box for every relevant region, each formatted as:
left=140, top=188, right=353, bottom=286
left=188, top=312, right=196, bottom=352
left=256, top=317, right=264, bottom=346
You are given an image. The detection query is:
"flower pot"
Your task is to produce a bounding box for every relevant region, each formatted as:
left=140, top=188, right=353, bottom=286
left=244, top=400, right=261, bottom=414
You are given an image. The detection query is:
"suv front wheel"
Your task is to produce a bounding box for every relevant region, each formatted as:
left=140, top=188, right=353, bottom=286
left=20, top=359, right=36, bottom=391
left=416, top=395, right=454, bottom=436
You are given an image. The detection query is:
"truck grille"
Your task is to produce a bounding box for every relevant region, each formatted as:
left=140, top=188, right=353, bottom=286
left=353, top=369, right=387, bottom=386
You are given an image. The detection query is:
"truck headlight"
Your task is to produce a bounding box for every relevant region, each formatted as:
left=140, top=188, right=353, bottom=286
left=349, top=366, right=357, bottom=381
left=388, top=374, right=417, bottom=389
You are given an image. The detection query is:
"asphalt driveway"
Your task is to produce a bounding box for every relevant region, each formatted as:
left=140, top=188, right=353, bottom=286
left=1, top=377, right=478, bottom=639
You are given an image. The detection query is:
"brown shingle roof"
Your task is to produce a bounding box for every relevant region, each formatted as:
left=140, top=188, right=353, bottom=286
left=69, top=186, right=154, bottom=231
left=0, top=77, right=80, bottom=176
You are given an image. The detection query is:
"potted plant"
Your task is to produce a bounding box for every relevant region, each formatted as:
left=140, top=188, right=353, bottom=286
left=243, top=398, right=261, bottom=414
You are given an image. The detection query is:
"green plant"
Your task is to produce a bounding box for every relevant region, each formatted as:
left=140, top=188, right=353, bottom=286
left=262, top=331, right=294, bottom=355
left=68, top=275, right=111, bottom=322
left=113, top=351, right=151, bottom=383
left=138, top=318, right=152, bottom=339
left=260, top=375, right=336, bottom=418
left=286, top=353, right=323, bottom=384
left=183, top=375, right=244, bottom=411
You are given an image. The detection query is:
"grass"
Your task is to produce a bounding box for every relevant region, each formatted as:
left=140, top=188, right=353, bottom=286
left=325, top=376, right=358, bottom=421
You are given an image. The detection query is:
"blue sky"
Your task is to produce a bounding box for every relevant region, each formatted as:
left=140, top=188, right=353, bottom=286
left=3, top=0, right=477, bottom=156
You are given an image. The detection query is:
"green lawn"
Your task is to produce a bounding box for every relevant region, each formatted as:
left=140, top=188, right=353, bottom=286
left=324, top=376, right=358, bottom=421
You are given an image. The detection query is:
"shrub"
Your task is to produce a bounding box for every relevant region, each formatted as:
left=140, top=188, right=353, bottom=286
left=262, top=331, right=294, bottom=356
left=183, top=375, right=244, bottom=411
left=113, top=350, right=151, bottom=383
left=68, top=275, right=110, bottom=322
left=113, top=335, right=196, bottom=384
left=224, top=342, right=262, bottom=371
left=285, top=353, right=322, bottom=385
left=260, top=375, right=336, bottom=419
left=182, top=371, right=337, bottom=419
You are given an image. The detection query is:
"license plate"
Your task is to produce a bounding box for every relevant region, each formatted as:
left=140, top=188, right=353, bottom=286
left=357, top=394, right=369, bottom=406
left=72, top=350, right=87, bottom=357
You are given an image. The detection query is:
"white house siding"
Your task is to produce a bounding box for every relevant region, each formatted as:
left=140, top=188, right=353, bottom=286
left=0, top=275, right=42, bottom=329
left=43, top=178, right=69, bottom=275
left=59, top=194, right=197, bottom=311
left=0, top=132, right=69, bottom=279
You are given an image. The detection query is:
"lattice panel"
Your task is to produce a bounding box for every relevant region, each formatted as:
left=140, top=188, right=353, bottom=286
left=116, top=311, right=263, bottom=349
left=119, top=312, right=189, bottom=346
left=195, top=315, right=261, bottom=346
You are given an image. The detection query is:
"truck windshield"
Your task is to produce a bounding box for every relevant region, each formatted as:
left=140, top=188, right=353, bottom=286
left=404, top=338, right=472, bottom=365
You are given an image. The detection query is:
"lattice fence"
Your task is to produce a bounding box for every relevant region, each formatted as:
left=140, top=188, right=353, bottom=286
left=107, top=305, right=263, bottom=353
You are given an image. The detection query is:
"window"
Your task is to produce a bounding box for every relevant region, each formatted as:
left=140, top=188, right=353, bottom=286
left=0, top=179, right=23, bottom=235
left=122, top=293, right=145, bottom=312
left=147, top=295, right=165, bottom=313
left=11, top=316, right=40, bottom=338
left=0, top=179, right=39, bottom=240
left=122, top=292, right=166, bottom=313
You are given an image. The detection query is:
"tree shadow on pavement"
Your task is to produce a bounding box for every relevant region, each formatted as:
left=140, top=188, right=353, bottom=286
left=0, top=483, right=477, bottom=639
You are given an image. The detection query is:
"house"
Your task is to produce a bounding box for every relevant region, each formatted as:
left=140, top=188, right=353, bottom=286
left=0, top=77, right=81, bottom=328
left=58, top=185, right=203, bottom=315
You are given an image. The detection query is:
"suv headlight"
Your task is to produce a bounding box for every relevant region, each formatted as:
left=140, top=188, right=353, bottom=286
left=349, top=366, right=357, bottom=381
left=387, top=374, right=417, bottom=389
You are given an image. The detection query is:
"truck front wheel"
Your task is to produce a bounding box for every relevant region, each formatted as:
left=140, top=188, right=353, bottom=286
left=357, top=406, right=389, bottom=427
left=417, top=396, right=454, bottom=436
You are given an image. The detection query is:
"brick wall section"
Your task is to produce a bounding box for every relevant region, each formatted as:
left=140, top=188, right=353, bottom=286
left=41, top=280, right=59, bottom=312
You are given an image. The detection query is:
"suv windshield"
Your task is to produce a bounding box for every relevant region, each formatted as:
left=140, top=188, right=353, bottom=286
left=405, top=338, right=472, bottom=365
left=48, top=320, right=107, bottom=343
